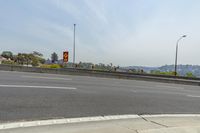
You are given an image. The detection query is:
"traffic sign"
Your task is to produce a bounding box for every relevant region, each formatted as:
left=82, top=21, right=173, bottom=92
left=63, top=51, right=69, bottom=63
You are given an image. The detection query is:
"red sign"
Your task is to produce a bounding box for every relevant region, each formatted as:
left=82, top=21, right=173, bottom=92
left=63, top=51, right=69, bottom=63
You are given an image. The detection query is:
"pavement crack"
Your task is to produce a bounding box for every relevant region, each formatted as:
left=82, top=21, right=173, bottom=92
left=139, top=116, right=148, bottom=122
left=149, top=120, right=168, bottom=128
left=135, top=130, right=140, bottom=133
left=139, top=115, right=168, bottom=128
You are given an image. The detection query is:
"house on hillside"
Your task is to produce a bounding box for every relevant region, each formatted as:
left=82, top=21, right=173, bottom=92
left=0, top=56, right=7, bottom=64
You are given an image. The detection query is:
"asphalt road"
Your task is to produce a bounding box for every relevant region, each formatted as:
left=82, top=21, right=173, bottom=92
left=0, top=70, right=200, bottom=122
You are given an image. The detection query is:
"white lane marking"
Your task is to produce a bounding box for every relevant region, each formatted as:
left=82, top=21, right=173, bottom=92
left=22, top=76, right=72, bottom=81
left=134, top=85, right=184, bottom=90
left=187, top=95, right=200, bottom=98
left=134, top=85, right=154, bottom=89
left=0, top=85, right=76, bottom=90
left=156, top=85, right=184, bottom=90
left=131, top=90, right=138, bottom=93
left=131, top=89, right=186, bottom=96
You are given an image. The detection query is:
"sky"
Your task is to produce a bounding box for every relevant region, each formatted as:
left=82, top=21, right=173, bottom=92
left=0, top=0, right=200, bottom=67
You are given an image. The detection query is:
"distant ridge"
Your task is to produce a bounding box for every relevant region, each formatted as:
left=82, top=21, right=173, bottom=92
left=122, top=65, right=200, bottom=77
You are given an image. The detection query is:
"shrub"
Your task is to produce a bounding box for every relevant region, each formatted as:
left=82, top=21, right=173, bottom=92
left=40, top=64, right=61, bottom=69
left=186, top=72, right=196, bottom=78
left=49, top=64, right=61, bottom=69
left=151, top=70, right=176, bottom=76
left=1, top=60, right=15, bottom=65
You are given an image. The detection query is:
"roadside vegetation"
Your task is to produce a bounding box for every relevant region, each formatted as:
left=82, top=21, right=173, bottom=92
left=1, top=51, right=45, bottom=66
left=150, top=70, right=176, bottom=76
left=150, top=70, right=196, bottom=78
left=185, top=72, right=196, bottom=78
left=40, top=64, right=61, bottom=69
left=0, top=51, right=198, bottom=78
left=0, top=51, right=117, bottom=71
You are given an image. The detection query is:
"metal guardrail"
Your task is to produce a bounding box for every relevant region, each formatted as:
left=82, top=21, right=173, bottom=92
left=0, top=64, right=200, bottom=86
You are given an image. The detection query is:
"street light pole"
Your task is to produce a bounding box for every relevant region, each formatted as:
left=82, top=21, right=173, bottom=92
left=73, top=24, right=76, bottom=67
left=174, top=35, right=187, bottom=76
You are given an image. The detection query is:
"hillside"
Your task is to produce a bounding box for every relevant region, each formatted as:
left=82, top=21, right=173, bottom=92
left=122, top=65, right=200, bottom=77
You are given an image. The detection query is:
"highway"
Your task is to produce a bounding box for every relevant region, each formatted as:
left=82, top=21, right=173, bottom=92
left=0, top=70, right=200, bottom=122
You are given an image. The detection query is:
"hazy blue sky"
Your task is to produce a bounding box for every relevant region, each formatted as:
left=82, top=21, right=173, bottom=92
left=0, top=0, right=200, bottom=66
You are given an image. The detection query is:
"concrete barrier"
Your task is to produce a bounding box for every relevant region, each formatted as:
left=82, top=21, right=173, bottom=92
left=0, top=64, right=200, bottom=86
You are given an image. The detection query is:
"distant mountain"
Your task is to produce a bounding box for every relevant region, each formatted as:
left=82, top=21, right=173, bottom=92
left=121, top=66, right=158, bottom=73
left=158, top=65, right=200, bottom=77
left=121, top=65, right=200, bottom=77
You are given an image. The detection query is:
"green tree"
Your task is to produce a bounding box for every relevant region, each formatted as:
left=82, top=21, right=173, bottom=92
left=1, top=51, right=13, bottom=60
left=31, top=57, right=39, bottom=66
left=15, top=53, right=32, bottom=65
left=51, top=52, right=58, bottom=63
left=32, top=51, right=45, bottom=65
left=38, top=58, right=45, bottom=64
left=33, top=51, right=43, bottom=57
left=23, top=53, right=32, bottom=66
left=16, top=53, right=25, bottom=65
left=14, top=52, right=44, bottom=66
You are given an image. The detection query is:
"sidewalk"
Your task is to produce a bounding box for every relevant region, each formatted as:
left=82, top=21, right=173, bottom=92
left=1, top=115, right=200, bottom=133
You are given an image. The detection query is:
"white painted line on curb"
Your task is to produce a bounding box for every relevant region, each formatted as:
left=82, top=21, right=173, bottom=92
left=141, top=114, right=200, bottom=118
left=0, top=85, right=77, bottom=90
left=1, top=114, right=200, bottom=130
left=0, top=115, right=139, bottom=130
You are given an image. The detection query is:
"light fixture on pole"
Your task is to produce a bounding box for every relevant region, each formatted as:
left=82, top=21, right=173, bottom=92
left=174, top=35, right=187, bottom=76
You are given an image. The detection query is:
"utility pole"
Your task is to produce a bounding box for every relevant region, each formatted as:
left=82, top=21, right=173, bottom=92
left=73, top=24, right=76, bottom=67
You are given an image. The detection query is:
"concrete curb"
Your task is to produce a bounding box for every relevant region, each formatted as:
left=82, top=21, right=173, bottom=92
left=1, top=114, right=200, bottom=130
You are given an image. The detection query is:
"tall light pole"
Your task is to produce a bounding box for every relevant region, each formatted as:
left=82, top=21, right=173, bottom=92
left=73, top=24, right=76, bottom=67
left=174, top=35, right=187, bottom=76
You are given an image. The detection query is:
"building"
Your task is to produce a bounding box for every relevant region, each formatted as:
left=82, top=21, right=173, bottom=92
left=0, top=56, right=7, bottom=64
